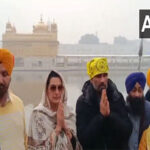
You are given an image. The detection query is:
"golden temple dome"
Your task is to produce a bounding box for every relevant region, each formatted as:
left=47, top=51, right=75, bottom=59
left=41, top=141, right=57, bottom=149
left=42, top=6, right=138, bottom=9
left=33, top=16, right=49, bottom=33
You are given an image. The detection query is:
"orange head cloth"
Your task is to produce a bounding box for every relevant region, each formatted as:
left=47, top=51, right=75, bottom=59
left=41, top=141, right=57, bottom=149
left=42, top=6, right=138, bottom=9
left=147, top=68, right=150, bottom=87
left=0, top=49, right=14, bottom=76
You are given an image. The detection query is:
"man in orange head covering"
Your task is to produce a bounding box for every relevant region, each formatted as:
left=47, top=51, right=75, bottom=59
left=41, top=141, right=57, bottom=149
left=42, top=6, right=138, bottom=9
left=0, top=49, right=14, bottom=101
left=145, top=68, right=150, bottom=102
left=0, top=48, right=14, bottom=76
left=0, top=48, right=27, bottom=150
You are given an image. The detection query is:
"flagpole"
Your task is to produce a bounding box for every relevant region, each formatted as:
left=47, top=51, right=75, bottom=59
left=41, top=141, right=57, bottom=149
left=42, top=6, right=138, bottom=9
left=138, top=38, right=143, bottom=71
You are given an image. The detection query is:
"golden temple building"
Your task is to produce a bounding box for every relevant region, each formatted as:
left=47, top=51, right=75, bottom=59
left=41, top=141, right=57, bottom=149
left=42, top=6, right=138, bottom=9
left=2, top=17, right=59, bottom=57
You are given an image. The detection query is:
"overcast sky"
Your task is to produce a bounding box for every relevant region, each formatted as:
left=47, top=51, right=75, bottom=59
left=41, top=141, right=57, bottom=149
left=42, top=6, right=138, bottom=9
left=0, top=0, right=149, bottom=44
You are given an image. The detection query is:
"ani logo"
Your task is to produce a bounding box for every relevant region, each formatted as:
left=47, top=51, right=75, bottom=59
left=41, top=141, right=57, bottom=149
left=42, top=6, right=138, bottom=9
left=139, top=9, right=150, bottom=38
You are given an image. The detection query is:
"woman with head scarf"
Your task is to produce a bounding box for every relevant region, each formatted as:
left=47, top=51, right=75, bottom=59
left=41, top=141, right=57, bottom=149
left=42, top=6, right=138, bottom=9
left=28, top=70, right=82, bottom=150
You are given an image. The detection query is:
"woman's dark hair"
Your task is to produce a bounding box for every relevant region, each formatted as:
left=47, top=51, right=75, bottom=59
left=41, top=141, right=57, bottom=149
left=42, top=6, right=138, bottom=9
left=46, top=71, right=62, bottom=90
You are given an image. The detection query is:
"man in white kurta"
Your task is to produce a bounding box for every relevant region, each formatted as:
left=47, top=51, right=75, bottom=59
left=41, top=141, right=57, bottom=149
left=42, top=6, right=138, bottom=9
left=0, top=49, right=27, bottom=150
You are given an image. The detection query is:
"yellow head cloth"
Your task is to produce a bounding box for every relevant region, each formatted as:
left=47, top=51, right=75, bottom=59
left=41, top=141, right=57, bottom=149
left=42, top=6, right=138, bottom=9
left=87, top=57, right=109, bottom=79
left=147, top=68, right=150, bottom=87
left=0, top=49, right=14, bottom=76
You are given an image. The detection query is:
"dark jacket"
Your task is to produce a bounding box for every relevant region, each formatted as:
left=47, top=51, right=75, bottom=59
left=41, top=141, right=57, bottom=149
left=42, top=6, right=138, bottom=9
left=145, top=89, right=150, bottom=102
left=76, top=79, right=132, bottom=150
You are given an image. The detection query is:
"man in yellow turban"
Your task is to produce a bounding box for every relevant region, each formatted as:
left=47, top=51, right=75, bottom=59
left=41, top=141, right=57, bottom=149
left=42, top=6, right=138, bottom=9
left=0, top=48, right=27, bottom=150
left=145, top=68, right=150, bottom=102
left=76, top=57, right=132, bottom=150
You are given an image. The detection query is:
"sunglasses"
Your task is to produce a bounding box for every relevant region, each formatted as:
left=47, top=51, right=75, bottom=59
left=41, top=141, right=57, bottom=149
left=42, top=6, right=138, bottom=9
left=49, top=85, right=64, bottom=91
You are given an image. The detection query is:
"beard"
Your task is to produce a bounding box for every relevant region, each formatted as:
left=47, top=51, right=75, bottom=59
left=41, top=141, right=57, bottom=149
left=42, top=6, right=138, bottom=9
left=127, top=95, right=145, bottom=117
left=0, top=83, right=8, bottom=98
left=93, top=82, right=107, bottom=93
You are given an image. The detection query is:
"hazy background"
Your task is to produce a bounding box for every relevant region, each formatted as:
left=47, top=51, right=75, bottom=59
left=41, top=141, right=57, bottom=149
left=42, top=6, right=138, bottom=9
left=1, top=0, right=150, bottom=129
left=0, top=0, right=150, bottom=44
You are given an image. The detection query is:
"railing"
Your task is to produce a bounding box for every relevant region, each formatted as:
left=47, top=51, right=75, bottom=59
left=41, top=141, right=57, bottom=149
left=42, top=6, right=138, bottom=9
left=14, top=55, right=150, bottom=71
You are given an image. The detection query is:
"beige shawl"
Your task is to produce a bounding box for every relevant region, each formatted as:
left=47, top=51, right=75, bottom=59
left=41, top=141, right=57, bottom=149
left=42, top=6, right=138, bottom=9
left=28, top=70, right=82, bottom=150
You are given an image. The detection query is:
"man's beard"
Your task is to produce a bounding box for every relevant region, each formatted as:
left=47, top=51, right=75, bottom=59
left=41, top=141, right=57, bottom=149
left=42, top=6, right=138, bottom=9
left=0, top=83, right=8, bottom=98
left=127, top=95, right=145, bottom=117
left=93, top=83, right=107, bottom=93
